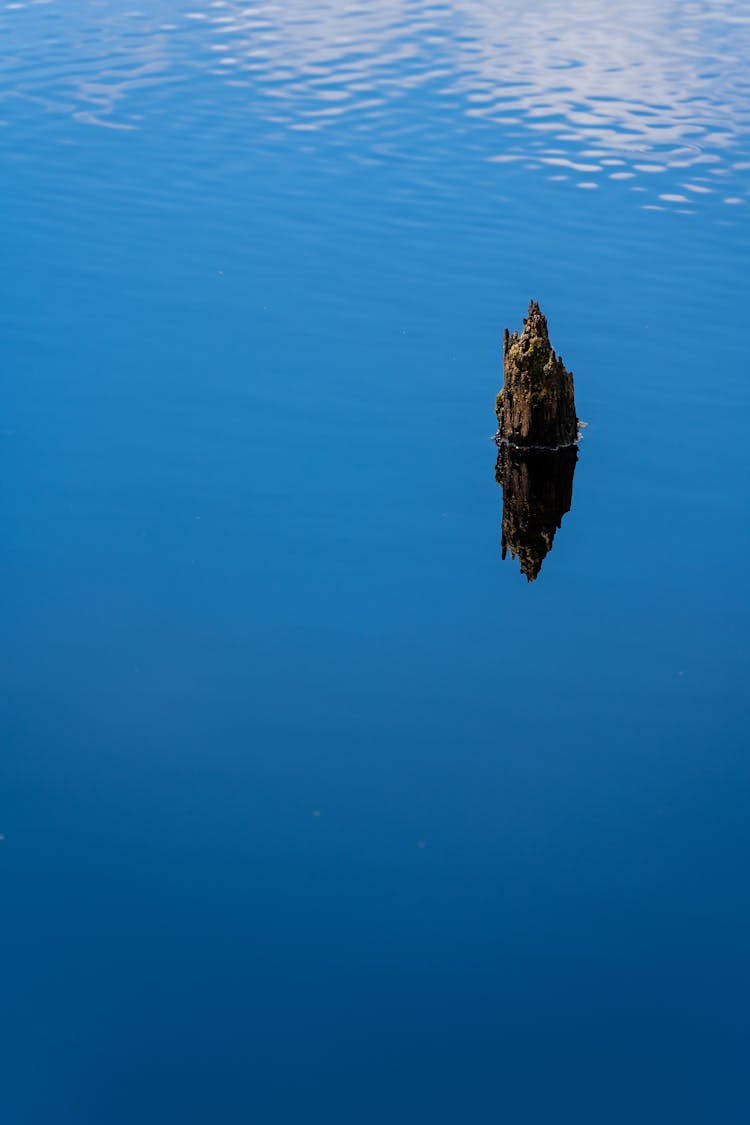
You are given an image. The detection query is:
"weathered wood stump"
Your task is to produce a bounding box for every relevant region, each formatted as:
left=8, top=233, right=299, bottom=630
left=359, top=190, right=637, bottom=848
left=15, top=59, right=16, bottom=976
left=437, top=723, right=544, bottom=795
left=496, top=301, right=578, bottom=448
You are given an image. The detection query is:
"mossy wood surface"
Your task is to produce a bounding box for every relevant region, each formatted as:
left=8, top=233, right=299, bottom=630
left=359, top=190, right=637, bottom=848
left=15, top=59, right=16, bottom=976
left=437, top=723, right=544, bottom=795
left=496, top=301, right=578, bottom=448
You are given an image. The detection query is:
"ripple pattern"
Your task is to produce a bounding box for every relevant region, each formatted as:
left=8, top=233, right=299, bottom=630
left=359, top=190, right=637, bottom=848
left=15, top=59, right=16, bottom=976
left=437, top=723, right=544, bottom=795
left=1, top=0, right=749, bottom=212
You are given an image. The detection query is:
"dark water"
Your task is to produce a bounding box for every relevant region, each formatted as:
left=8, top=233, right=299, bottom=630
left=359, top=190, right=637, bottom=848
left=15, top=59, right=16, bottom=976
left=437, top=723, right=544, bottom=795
left=2, top=2, right=749, bottom=1121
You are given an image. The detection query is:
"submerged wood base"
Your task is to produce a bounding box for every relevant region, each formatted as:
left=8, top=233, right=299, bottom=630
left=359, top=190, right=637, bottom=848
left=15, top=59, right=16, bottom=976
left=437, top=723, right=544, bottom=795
left=495, top=443, right=578, bottom=581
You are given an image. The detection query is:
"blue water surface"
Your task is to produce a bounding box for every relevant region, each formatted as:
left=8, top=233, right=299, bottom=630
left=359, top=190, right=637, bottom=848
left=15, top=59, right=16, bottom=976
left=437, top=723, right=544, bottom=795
left=2, top=2, right=749, bottom=1121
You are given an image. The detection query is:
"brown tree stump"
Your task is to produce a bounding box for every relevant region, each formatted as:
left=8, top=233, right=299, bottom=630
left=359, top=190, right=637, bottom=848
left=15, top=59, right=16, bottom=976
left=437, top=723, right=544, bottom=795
left=496, top=301, right=578, bottom=448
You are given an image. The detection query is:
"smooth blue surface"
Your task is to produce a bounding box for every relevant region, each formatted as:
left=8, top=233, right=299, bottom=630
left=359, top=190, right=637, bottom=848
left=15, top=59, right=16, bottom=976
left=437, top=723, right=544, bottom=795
left=2, top=2, right=749, bottom=1121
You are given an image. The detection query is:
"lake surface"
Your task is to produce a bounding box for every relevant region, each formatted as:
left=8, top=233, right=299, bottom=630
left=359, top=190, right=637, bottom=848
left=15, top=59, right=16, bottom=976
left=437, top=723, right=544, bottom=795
left=2, top=2, right=749, bottom=1121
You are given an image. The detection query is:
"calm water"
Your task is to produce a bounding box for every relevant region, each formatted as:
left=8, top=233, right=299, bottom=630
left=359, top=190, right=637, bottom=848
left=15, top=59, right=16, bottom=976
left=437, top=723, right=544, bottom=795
left=2, top=2, right=749, bottom=1121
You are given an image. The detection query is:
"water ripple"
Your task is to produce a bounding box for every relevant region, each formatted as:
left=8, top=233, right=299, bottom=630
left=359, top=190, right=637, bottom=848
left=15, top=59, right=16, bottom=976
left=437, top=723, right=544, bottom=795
left=1, top=0, right=749, bottom=211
